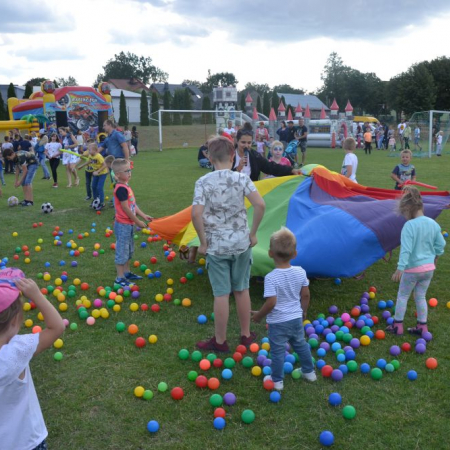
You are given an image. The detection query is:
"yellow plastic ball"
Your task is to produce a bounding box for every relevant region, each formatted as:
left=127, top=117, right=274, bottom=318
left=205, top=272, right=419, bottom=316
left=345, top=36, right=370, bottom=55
left=130, top=303, right=139, bottom=312
left=37, top=312, right=44, bottom=321
left=80, top=296, right=88, bottom=302
left=182, top=298, right=192, bottom=307
left=303, top=320, right=311, bottom=325
left=55, top=278, right=62, bottom=286
left=134, top=386, right=145, bottom=398
left=100, top=309, right=109, bottom=319
left=251, top=366, right=262, bottom=376
left=43, top=273, right=51, bottom=281
left=35, top=246, right=41, bottom=252
left=24, top=258, right=31, bottom=264
left=79, top=247, right=85, bottom=253
left=360, top=335, right=371, bottom=346
left=155, top=294, right=163, bottom=302
left=115, top=295, right=123, bottom=304
left=261, top=342, right=271, bottom=351
left=59, top=303, right=68, bottom=312
left=71, top=243, right=77, bottom=249
left=167, top=278, right=174, bottom=286
left=92, top=309, right=101, bottom=319
left=144, top=269, right=152, bottom=276
left=113, top=304, right=121, bottom=312
left=94, top=243, right=100, bottom=250
left=53, top=240, right=59, bottom=246
left=12, top=232, right=18, bottom=237
left=148, top=335, right=158, bottom=344
left=166, top=288, right=174, bottom=295
left=82, top=299, right=91, bottom=308
left=84, top=232, right=89, bottom=237
left=446, top=301, right=450, bottom=309
left=57, top=293, right=66, bottom=302
left=105, top=196, right=109, bottom=200
left=24, top=319, right=33, bottom=327
left=75, top=299, right=82, bottom=307
left=73, top=278, right=81, bottom=286
left=199, top=258, right=206, bottom=265
left=53, top=339, right=64, bottom=349
left=37, top=238, right=43, bottom=244
left=23, top=302, right=31, bottom=312
left=52, top=290, right=60, bottom=298
left=99, top=289, right=106, bottom=297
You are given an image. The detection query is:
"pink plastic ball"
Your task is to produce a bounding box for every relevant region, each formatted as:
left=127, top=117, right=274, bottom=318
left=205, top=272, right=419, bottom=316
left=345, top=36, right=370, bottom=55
left=93, top=299, right=103, bottom=308
left=86, top=317, right=95, bottom=326
left=63, top=319, right=70, bottom=327
left=341, top=313, right=351, bottom=322
left=93, top=251, right=99, bottom=257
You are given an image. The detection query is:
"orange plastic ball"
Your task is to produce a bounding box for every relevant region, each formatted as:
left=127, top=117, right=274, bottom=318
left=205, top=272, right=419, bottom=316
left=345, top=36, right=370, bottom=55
left=208, top=377, right=220, bottom=390
left=128, top=324, right=139, bottom=335
left=429, top=298, right=438, bottom=307
left=199, top=359, right=211, bottom=371
left=351, top=307, right=361, bottom=317
left=32, top=325, right=42, bottom=334
left=249, top=343, right=259, bottom=353
left=375, top=330, right=385, bottom=340
left=426, top=357, right=438, bottom=369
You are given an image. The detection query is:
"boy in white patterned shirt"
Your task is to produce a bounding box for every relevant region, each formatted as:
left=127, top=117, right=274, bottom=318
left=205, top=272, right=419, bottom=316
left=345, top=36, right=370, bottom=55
left=252, top=227, right=316, bottom=390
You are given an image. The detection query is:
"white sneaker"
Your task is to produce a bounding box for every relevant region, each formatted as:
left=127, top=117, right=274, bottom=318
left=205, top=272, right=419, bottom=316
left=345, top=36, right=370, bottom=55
left=300, top=370, right=317, bottom=382
left=264, top=375, right=284, bottom=391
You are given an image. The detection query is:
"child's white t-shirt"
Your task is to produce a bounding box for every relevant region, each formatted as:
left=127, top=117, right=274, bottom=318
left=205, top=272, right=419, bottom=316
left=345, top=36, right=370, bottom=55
left=0, top=333, right=47, bottom=450
left=264, top=266, right=309, bottom=324
left=341, top=152, right=358, bottom=182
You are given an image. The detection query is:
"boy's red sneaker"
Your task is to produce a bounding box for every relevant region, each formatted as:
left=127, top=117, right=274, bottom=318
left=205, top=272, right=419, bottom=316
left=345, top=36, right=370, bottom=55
left=240, top=331, right=257, bottom=346
left=196, top=336, right=229, bottom=353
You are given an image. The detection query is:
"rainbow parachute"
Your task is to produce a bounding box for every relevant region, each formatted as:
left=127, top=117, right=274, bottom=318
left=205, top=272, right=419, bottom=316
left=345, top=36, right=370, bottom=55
left=150, top=165, right=450, bottom=278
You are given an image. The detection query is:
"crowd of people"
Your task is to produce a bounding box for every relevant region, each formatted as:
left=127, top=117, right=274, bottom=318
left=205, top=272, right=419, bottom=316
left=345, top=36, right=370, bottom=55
left=0, top=121, right=139, bottom=208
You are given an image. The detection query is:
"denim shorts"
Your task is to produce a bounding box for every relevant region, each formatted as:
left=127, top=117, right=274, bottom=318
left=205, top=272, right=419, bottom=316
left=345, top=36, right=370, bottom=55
left=299, top=141, right=307, bottom=153
left=114, top=222, right=134, bottom=265
left=206, top=247, right=252, bottom=297
left=22, top=164, right=38, bottom=186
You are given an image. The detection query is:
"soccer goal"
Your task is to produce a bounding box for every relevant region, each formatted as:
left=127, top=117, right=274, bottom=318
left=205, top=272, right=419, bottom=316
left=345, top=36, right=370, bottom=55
left=152, top=110, right=243, bottom=151
left=408, top=110, right=450, bottom=158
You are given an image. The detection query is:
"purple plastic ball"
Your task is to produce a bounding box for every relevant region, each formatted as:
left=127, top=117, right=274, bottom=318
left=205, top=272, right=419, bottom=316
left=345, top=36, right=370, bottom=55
left=361, top=304, right=370, bottom=314
left=422, top=331, right=433, bottom=342
left=257, top=355, right=266, bottom=366
left=306, top=327, right=315, bottom=336
left=263, top=358, right=272, bottom=367
left=71, top=261, right=78, bottom=267
left=382, top=310, right=391, bottom=319
left=415, top=343, right=426, bottom=354
left=320, top=342, right=331, bottom=351
left=331, top=369, right=344, bottom=381
left=131, top=291, right=140, bottom=299
left=356, top=319, right=365, bottom=329
left=362, top=292, right=370, bottom=299
left=329, top=305, right=338, bottom=314
left=223, top=392, right=236, bottom=406
left=309, top=334, right=319, bottom=340
left=349, top=318, right=356, bottom=325
left=416, top=338, right=427, bottom=346
left=343, top=346, right=353, bottom=352
left=350, top=338, right=360, bottom=349
left=360, top=297, right=369, bottom=305
left=323, top=328, right=332, bottom=336
left=390, top=345, right=401, bottom=356
left=326, top=317, right=335, bottom=325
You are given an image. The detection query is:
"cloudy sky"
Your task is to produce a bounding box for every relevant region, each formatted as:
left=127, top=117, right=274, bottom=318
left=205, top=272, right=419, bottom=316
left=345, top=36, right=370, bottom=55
left=2, top=0, right=450, bottom=94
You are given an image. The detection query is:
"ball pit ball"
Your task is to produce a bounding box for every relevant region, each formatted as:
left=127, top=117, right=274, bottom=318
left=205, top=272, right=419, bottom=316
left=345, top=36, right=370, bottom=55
left=385, top=363, right=395, bottom=373
left=241, top=409, right=255, bottom=424
left=422, top=331, right=433, bottom=342
left=371, top=368, right=383, bottom=380
left=200, top=359, right=211, bottom=371
left=147, top=420, right=159, bottom=433
left=191, top=351, right=202, bottom=362
left=375, top=330, right=386, bottom=340
left=269, top=391, right=281, bottom=403
left=143, top=390, right=154, bottom=401
left=209, top=394, right=223, bottom=407
left=407, top=370, right=418, bottom=381
left=129, top=303, right=139, bottom=312
left=242, top=356, right=253, bottom=368
left=360, top=335, right=371, bottom=346
left=171, top=387, right=184, bottom=400
left=182, top=298, right=192, bottom=307
left=221, top=369, right=233, bottom=380
left=188, top=371, right=198, bottom=382
left=223, top=392, right=237, bottom=406
left=390, top=345, right=401, bottom=356
left=134, top=386, right=145, bottom=398
left=53, top=352, right=63, bottom=361
left=328, top=392, right=342, bottom=406
left=197, top=314, right=208, bottom=324
left=208, top=377, right=220, bottom=390
left=401, top=342, right=412, bottom=352
left=214, top=408, right=226, bottom=419
left=32, top=325, right=42, bottom=334
left=429, top=298, right=438, bottom=307
left=195, top=375, right=208, bottom=389
left=213, top=359, right=223, bottom=369
left=232, top=352, right=243, bottom=363
left=86, top=317, right=95, bottom=326
left=321, top=365, right=333, bottom=378
left=343, top=405, right=357, bottom=420
left=415, top=343, right=426, bottom=354
left=263, top=379, right=274, bottom=390
left=179, top=349, right=190, bottom=360
left=53, top=339, right=63, bottom=349
left=128, top=324, right=139, bottom=335
left=70, top=323, right=78, bottom=331
left=157, top=382, right=168, bottom=392
left=213, top=417, right=226, bottom=430
left=148, top=335, right=158, bottom=344
left=319, top=431, right=335, bottom=447
left=135, top=337, right=146, bottom=348
left=426, top=357, right=438, bottom=369
left=151, top=304, right=161, bottom=313
left=251, top=366, right=262, bottom=377
left=360, top=363, right=370, bottom=374
left=331, top=369, right=344, bottom=381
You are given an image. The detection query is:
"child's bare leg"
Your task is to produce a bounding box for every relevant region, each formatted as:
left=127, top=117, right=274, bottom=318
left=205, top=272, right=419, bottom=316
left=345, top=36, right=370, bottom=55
left=116, top=263, right=125, bottom=279
left=234, top=289, right=251, bottom=338
left=214, top=295, right=230, bottom=344
left=23, top=185, right=33, bottom=202
left=188, top=247, right=198, bottom=264
left=66, top=165, right=72, bottom=187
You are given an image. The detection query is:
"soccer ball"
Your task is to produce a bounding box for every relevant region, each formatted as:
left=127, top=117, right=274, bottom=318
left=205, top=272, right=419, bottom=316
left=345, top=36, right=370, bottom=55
left=7, top=196, right=19, bottom=207
left=91, top=197, right=101, bottom=210
left=41, top=202, right=54, bottom=214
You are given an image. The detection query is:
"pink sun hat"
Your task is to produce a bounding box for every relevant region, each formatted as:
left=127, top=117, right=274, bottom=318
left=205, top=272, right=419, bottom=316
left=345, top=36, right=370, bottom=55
left=0, top=268, right=25, bottom=313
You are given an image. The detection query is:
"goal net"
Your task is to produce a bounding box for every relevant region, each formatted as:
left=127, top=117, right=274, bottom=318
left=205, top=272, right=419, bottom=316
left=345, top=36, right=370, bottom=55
left=407, top=110, right=450, bottom=158
left=150, top=110, right=243, bottom=151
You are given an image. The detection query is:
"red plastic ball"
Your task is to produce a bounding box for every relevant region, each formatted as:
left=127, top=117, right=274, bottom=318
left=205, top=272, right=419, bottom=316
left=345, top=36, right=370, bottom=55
left=321, top=365, right=333, bottom=377
left=199, top=359, right=211, bottom=371
left=180, top=277, right=187, bottom=284
left=263, top=379, right=274, bottom=390
left=33, top=223, right=38, bottom=228
left=236, top=344, right=247, bottom=354
left=135, top=337, right=146, bottom=348
left=151, top=304, right=160, bottom=313
left=375, top=330, right=385, bottom=340
left=214, top=408, right=226, bottom=418
left=371, top=316, right=379, bottom=325
left=351, top=307, right=361, bottom=317
left=140, top=304, right=149, bottom=311
left=167, top=256, right=173, bottom=262
left=213, top=358, right=223, bottom=368
left=426, top=357, right=438, bottom=369
left=163, top=294, right=172, bottom=302
left=195, top=375, right=208, bottom=388
left=131, top=285, right=139, bottom=292
left=77, top=234, right=83, bottom=239
left=13, top=255, right=19, bottom=260
left=81, top=283, right=89, bottom=290
left=171, top=387, right=184, bottom=400
left=232, top=352, right=243, bottom=362
left=369, top=286, right=377, bottom=293
left=22, top=245, right=29, bottom=251
left=38, top=222, right=43, bottom=226
left=344, top=321, right=353, bottom=329
left=401, top=342, right=412, bottom=352
left=150, top=257, right=157, bottom=264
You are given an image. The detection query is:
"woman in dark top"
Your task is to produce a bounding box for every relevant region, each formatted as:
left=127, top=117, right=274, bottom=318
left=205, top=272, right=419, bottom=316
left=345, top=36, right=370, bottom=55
left=233, top=129, right=300, bottom=181
left=276, top=121, right=289, bottom=148
left=131, top=126, right=139, bottom=154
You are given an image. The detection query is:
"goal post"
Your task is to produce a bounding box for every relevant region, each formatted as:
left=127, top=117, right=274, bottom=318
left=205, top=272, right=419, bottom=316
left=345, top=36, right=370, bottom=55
left=156, top=109, right=243, bottom=151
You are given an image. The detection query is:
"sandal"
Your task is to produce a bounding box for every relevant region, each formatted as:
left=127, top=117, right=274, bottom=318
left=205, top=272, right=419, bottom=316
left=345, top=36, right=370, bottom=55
left=386, top=321, right=403, bottom=335
left=407, top=327, right=423, bottom=336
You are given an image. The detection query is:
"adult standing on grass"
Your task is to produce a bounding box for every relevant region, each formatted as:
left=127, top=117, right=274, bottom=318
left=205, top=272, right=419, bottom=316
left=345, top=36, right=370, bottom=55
left=276, top=120, right=289, bottom=149
left=233, top=129, right=301, bottom=181
left=131, top=126, right=139, bottom=155
left=99, top=120, right=129, bottom=161
left=34, top=134, right=51, bottom=180
left=45, top=134, right=62, bottom=188
left=295, top=118, right=308, bottom=167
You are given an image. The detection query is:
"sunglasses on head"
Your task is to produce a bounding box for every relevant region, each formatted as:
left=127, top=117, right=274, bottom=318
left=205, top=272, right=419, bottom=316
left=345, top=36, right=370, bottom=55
left=273, top=146, right=283, bottom=151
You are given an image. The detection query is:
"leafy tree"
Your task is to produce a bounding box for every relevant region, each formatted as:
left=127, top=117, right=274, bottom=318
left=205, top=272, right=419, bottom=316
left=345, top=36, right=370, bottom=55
left=140, top=90, right=150, bottom=126
left=240, top=93, right=246, bottom=111
left=118, top=91, right=128, bottom=126
left=244, top=82, right=271, bottom=96
left=271, top=90, right=279, bottom=115
left=55, top=76, right=78, bottom=87
left=53, top=80, right=59, bottom=88
left=150, top=92, right=159, bottom=126
left=95, top=51, right=168, bottom=86
left=423, top=56, right=450, bottom=111
left=262, top=91, right=270, bottom=117
left=24, top=77, right=47, bottom=87
left=272, top=84, right=305, bottom=95
left=280, top=96, right=286, bottom=110
left=204, top=72, right=238, bottom=93
left=162, top=90, right=172, bottom=126
left=23, top=84, right=33, bottom=99
left=182, top=89, right=193, bottom=125
left=171, top=90, right=182, bottom=125
left=202, top=95, right=212, bottom=124
left=0, top=90, right=7, bottom=120
left=7, top=83, right=16, bottom=98
left=182, top=79, right=202, bottom=89
left=256, top=96, right=262, bottom=114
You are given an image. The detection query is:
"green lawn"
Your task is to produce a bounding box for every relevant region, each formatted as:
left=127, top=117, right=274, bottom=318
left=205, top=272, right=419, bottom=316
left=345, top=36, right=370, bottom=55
left=1, top=145, right=450, bottom=450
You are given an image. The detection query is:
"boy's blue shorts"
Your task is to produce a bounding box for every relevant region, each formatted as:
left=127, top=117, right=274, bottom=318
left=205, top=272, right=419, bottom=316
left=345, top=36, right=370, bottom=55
left=114, top=222, right=134, bottom=265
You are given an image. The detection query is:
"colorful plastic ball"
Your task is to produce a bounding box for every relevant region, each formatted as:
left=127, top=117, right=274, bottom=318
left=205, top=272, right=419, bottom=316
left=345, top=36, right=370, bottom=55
left=251, top=366, right=262, bottom=377
left=385, top=363, right=395, bottom=373
left=360, top=335, right=371, bottom=346
left=195, top=375, right=208, bottom=388
left=375, top=330, right=386, bottom=340
left=328, top=392, right=342, bottom=406
left=134, top=386, right=145, bottom=397
left=191, top=351, right=202, bottom=362
left=151, top=304, right=160, bottom=313
left=147, top=421, right=159, bottom=433
left=429, top=298, right=438, bottom=307
left=360, top=363, right=370, bottom=374
left=415, top=343, right=426, bottom=354
left=221, top=369, right=233, bottom=380
left=213, top=417, right=226, bottom=430
left=321, top=365, right=333, bottom=378
left=242, top=356, right=253, bottom=368
left=223, top=358, right=235, bottom=369
left=143, top=390, right=154, bottom=400
left=199, top=359, right=211, bottom=371
left=86, top=316, right=95, bottom=326
left=371, top=368, right=383, bottom=380
left=331, top=369, right=344, bottom=381
left=426, top=357, right=438, bottom=369
left=157, top=382, right=168, bottom=392
left=390, top=345, right=401, bottom=356
left=376, top=359, right=387, bottom=370
left=53, top=352, right=63, bottom=361
left=135, top=337, right=146, bottom=348
left=178, top=349, right=190, bottom=360
left=269, top=391, right=281, bottom=403
left=407, top=370, right=418, bottom=381
left=53, top=339, right=63, bottom=349
left=209, top=394, right=223, bottom=407
left=171, top=387, right=184, bottom=400
left=319, top=431, right=335, bottom=447
left=188, top=371, right=198, bottom=382
left=197, top=314, right=207, bottom=324
left=70, top=323, right=78, bottom=331
left=223, top=392, right=236, bottom=406
left=214, top=408, right=226, bottom=419
left=346, top=360, right=358, bottom=372
left=334, top=278, right=341, bottom=285
left=343, top=405, right=357, bottom=419
left=241, top=409, right=255, bottom=424
left=148, top=335, right=158, bottom=344
left=422, top=331, right=433, bottom=342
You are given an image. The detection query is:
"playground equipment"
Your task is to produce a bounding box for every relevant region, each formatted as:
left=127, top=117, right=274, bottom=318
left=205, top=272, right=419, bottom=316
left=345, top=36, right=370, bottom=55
left=2, top=80, right=114, bottom=134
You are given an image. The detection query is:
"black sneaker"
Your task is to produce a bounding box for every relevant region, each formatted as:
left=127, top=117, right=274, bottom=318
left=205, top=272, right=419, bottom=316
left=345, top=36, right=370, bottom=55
left=20, top=200, right=34, bottom=206
left=125, top=272, right=143, bottom=280
left=114, top=277, right=131, bottom=287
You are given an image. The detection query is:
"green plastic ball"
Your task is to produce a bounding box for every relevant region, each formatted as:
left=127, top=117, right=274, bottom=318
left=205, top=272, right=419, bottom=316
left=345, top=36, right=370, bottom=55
left=79, top=310, right=89, bottom=320
left=347, top=360, right=358, bottom=372
left=371, top=368, right=383, bottom=380
left=133, top=234, right=138, bottom=240
left=69, top=323, right=78, bottom=331
left=140, top=264, right=147, bottom=272
left=385, top=363, right=395, bottom=373
left=143, top=390, right=154, bottom=400
left=361, top=326, right=371, bottom=335
left=188, top=371, right=198, bottom=381
left=173, top=299, right=181, bottom=306
left=210, top=312, right=215, bottom=321
left=291, top=369, right=301, bottom=380
left=54, top=352, right=63, bottom=361
left=343, top=333, right=353, bottom=343
left=391, top=359, right=400, bottom=370
left=336, top=349, right=345, bottom=356
left=68, top=290, right=76, bottom=298
left=116, top=322, right=126, bottom=332
left=47, top=285, right=54, bottom=293
left=178, top=349, right=190, bottom=360
left=37, top=273, right=43, bottom=279
left=99, top=249, right=105, bottom=254
left=242, top=356, right=253, bottom=368
left=308, top=338, right=319, bottom=349
left=224, top=358, right=236, bottom=369
left=342, top=405, right=356, bottom=419
left=241, top=409, right=255, bottom=424
left=317, top=313, right=325, bottom=320
left=15, top=247, right=21, bottom=253
left=209, top=394, right=223, bottom=407
left=206, top=353, right=217, bottom=363
left=157, top=382, right=168, bottom=392
left=334, top=318, right=344, bottom=327
left=335, top=330, right=344, bottom=341
left=68, top=285, right=76, bottom=290
left=191, top=350, right=202, bottom=362
left=186, top=272, right=194, bottom=280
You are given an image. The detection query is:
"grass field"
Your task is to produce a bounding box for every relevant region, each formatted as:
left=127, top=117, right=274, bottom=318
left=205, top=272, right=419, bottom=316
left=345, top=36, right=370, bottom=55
left=1, top=141, right=450, bottom=450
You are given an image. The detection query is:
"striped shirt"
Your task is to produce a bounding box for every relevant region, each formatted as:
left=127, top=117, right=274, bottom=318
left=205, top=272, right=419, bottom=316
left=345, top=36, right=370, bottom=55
left=264, top=266, right=309, bottom=324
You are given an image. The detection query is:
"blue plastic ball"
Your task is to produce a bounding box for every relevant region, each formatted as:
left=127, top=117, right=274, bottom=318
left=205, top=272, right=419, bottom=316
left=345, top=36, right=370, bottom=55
left=140, top=242, right=147, bottom=248
left=376, top=359, right=387, bottom=370
left=407, top=370, right=418, bottom=381
left=284, top=354, right=295, bottom=364
left=213, top=417, right=226, bottom=430
left=328, top=392, right=342, bottom=406
left=317, top=348, right=326, bottom=358
left=334, top=278, right=342, bottom=285
left=154, top=271, right=162, bottom=278
left=316, top=359, right=326, bottom=370
left=326, top=333, right=337, bottom=344
left=197, top=268, right=204, bottom=275
left=91, top=229, right=96, bottom=233
left=378, top=300, right=387, bottom=309
left=360, top=363, right=371, bottom=374
left=331, top=342, right=341, bottom=352
left=66, top=242, right=72, bottom=248
left=147, top=273, right=154, bottom=279
left=92, top=223, right=96, bottom=227
left=261, top=337, right=269, bottom=343
left=345, top=350, right=356, bottom=361
left=269, top=391, right=281, bottom=403
left=197, top=314, right=207, bottom=324
left=263, top=366, right=272, bottom=375
left=337, top=353, right=346, bottom=363
left=59, top=261, right=65, bottom=266
left=386, top=317, right=394, bottom=325
left=71, top=261, right=78, bottom=267
left=69, top=250, right=75, bottom=256
left=339, top=364, right=349, bottom=374
left=386, top=300, right=394, bottom=308
left=221, top=369, right=233, bottom=380
left=147, top=420, right=160, bottom=433
left=164, top=250, right=170, bottom=256
left=45, top=262, right=50, bottom=267
left=320, top=431, right=335, bottom=447
left=283, top=362, right=294, bottom=374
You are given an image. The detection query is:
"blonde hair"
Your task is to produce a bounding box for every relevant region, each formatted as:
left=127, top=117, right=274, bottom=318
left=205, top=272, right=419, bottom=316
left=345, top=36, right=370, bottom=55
left=0, top=296, right=23, bottom=335
left=87, top=143, right=99, bottom=153
left=270, top=227, right=297, bottom=261
left=401, top=149, right=412, bottom=156
left=104, top=155, right=115, bottom=167
left=112, top=158, right=129, bottom=173
left=270, top=140, right=284, bottom=150
left=398, top=186, right=423, bottom=220
left=343, top=137, right=356, bottom=151
left=207, top=136, right=234, bottom=163
left=39, top=135, right=48, bottom=146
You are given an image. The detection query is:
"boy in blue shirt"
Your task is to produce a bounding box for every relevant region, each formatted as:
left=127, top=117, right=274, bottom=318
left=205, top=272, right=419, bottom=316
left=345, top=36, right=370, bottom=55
left=252, top=227, right=316, bottom=390
left=391, top=149, right=416, bottom=190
